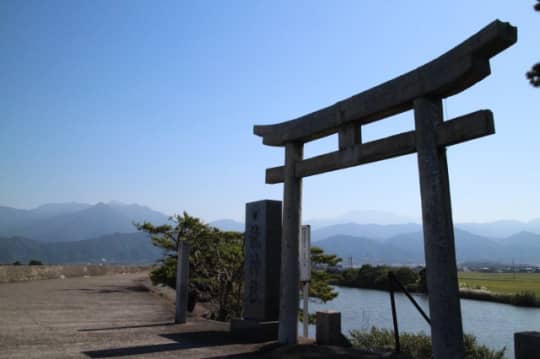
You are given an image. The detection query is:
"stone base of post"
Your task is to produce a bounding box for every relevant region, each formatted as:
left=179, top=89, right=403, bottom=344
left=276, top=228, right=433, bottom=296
left=230, top=319, right=279, bottom=342
left=515, top=331, right=540, bottom=359
left=315, top=311, right=351, bottom=347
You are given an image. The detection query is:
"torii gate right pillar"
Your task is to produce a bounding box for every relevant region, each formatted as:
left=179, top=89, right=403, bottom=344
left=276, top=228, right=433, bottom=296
left=415, top=97, right=464, bottom=359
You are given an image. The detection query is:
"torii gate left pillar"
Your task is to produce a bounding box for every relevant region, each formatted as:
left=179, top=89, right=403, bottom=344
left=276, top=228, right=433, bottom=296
left=279, top=142, right=303, bottom=343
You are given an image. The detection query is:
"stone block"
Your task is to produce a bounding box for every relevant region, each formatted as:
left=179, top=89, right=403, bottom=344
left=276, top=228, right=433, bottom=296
left=515, top=331, right=540, bottom=359
left=316, top=311, right=351, bottom=347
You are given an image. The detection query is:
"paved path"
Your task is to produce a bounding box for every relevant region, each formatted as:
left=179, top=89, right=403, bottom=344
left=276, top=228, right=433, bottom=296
left=0, top=273, right=403, bottom=359
left=0, top=273, right=268, bottom=359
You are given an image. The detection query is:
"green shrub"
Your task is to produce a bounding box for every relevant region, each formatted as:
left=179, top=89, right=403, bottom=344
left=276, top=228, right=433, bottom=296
left=335, top=265, right=420, bottom=292
left=349, top=327, right=505, bottom=359
left=416, top=267, right=428, bottom=293
left=28, top=259, right=43, bottom=265
left=138, top=213, right=244, bottom=321
left=149, top=256, right=177, bottom=288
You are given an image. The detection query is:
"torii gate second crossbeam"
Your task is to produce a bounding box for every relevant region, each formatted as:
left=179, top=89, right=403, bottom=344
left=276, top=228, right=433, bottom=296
left=253, top=19, right=517, bottom=359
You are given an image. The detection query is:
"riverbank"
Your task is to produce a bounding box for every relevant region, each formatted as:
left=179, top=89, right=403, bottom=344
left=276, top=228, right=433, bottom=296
left=458, top=288, right=539, bottom=307
left=459, top=272, right=540, bottom=307
left=333, top=267, right=540, bottom=308
left=336, top=281, right=540, bottom=308
left=338, top=284, right=539, bottom=308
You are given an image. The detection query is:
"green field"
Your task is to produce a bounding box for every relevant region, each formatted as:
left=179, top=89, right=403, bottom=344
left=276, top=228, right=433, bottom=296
left=458, top=272, right=540, bottom=296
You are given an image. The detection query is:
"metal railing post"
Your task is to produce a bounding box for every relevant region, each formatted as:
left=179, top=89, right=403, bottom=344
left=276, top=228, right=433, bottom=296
left=389, top=284, right=401, bottom=352
left=388, top=271, right=433, bottom=354
left=388, top=271, right=431, bottom=325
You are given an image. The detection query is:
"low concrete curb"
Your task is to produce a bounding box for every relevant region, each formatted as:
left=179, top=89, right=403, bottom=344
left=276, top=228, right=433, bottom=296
left=137, top=277, right=177, bottom=304
left=0, top=264, right=152, bottom=283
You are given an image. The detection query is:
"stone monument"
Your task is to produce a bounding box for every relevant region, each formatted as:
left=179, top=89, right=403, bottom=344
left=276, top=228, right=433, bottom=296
left=231, top=200, right=282, bottom=340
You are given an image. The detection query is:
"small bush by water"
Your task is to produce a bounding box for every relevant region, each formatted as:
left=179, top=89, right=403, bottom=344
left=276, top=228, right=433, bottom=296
left=349, top=327, right=505, bottom=359
left=459, top=288, right=539, bottom=307
left=511, top=291, right=538, bottom=306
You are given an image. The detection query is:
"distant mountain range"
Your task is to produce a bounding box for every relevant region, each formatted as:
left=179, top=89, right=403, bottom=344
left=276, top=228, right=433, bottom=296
left=210, top=216, right=540, bottom=266
left=0, top=233, right=162, bottom=264
left=311, top=223, right=422, bottom=241
left=208, top=219, right=245, bottom=232
left=0, top=202, right=168, bottom=242
left=0, top=203, right=538, bottom=265
left=210, top=217, right=540, bottom=241
left=307, top=210, right=419, bottom=228
left=315, top=230, right=540, bottom=266
left=455, top=219, right=540, bottom=239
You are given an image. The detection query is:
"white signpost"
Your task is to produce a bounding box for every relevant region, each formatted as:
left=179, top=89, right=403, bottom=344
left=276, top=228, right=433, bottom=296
left=300, top=225, right=311, bottom=337
left=300, top=225, right=311, bottom=281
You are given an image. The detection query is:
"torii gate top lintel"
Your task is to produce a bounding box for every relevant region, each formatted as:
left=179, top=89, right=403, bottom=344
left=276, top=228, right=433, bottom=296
left=254, top=19, right=517, bottom=150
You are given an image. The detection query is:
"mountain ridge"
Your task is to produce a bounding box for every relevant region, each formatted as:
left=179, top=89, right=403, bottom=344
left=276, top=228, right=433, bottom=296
left=1, top=203, right=538, bottom=266
left=0, top=202, right=168, bottom=242
left=316, top=230, right=540, bottom=266
left=0, top=232, right=161, bottom=264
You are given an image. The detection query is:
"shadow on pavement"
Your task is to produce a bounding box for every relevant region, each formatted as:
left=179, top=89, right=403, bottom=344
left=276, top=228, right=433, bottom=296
left=81, top=328, right=399, bottom=359
left=78, top=322, right=174, bottom=332
left=205, top=342, right=283, bottom=358
left=61, top=285, right=149, bottom=294
left=82, top=330, right=270, bottom=358
left=83, top=342, right=192, bottom=358
left=205, top=343, right=401, bottom=359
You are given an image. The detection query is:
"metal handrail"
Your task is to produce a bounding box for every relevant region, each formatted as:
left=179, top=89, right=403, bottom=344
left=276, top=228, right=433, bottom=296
left=388, top=271, right=431, bottom=352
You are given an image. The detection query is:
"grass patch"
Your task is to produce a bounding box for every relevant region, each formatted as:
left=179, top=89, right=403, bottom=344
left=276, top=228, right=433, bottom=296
left=459, top=272, right=540, bottom=307
left=459, top=272, right=540, bottom=296
left=349, top=327, right=506, bottom=359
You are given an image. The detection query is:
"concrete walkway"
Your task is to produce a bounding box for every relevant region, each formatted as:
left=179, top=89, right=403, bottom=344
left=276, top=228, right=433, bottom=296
left=0, top=272, right=405, bottom=359
left=0, top=273, right=272, bottom=358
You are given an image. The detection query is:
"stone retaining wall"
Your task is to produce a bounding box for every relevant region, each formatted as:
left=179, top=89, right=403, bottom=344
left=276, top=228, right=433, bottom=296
left=0, top=264, right=152, bottom=283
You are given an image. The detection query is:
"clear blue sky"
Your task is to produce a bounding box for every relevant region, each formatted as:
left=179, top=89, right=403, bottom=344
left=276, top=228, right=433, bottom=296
left=1, top=1, right=538, bottom=223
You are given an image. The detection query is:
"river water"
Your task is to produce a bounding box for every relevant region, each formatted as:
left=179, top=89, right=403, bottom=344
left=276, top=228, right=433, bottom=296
left=300, top=286, right=540, bottom=358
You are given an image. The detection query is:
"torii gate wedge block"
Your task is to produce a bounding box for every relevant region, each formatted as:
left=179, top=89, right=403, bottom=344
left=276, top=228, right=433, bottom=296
left=253, top=19, right=517, bottom=357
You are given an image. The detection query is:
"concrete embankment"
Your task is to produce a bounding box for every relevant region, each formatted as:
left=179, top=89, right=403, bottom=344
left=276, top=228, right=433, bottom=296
left=0, top=264, right=152, bottom=283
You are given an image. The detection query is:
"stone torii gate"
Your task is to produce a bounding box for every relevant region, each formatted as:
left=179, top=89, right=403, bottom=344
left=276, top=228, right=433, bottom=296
left=253, top=20, right=516, bottom=358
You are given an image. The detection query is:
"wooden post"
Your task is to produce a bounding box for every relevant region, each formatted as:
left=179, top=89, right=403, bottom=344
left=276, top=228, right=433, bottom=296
left=414, top=97, right=464, bottom=359
left=278, top=141, right=303, bottom=344
left=175, top=240, right=190, bottom=324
